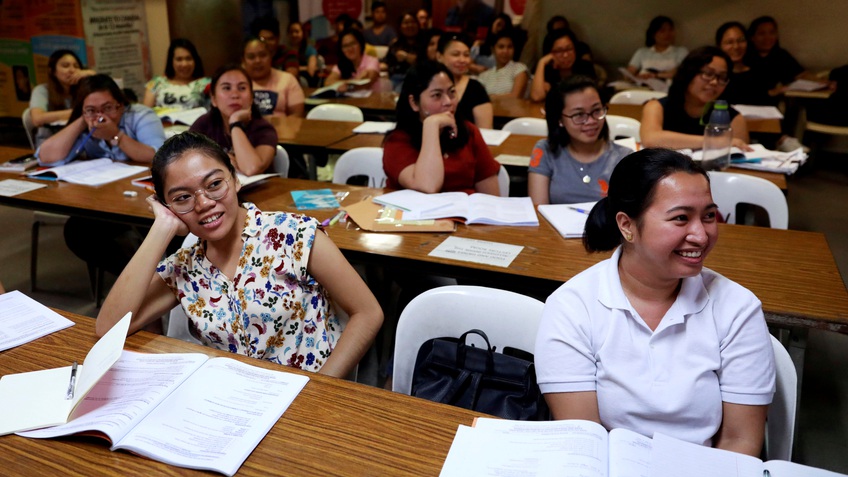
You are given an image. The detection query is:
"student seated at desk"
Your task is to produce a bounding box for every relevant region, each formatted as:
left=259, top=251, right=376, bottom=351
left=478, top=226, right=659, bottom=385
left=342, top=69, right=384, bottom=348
left=36, top=74, right=165, bottom=165
left=477, top=30, right=529, bottom=98
left=528, top=76, right=630, bottom=205
left=640, top=46, right=751, bottom=151
left=29, top=49, right=96, bottom=147
left=383, top=61, right=500, bottom=195
left=142, top=38, right=210, bottom=111
left=531, top=28, right=596, bottom=102
left=95, top=132, right=383, bottom=378
left=535, top=149, right=775, bottom=456
left=190, top=65, right=278, bottom=177
left=324, top=28, right=380, bottom=92
left=243, top=38, right=305, bottom=118
left=437, top=33, right=493, bottom=129
left=626, top=16, right=688, bottom=81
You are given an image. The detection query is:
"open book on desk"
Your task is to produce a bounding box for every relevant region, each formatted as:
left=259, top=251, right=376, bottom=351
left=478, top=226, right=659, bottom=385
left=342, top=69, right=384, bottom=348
left=398, top=192, right=539, bottom=226
left=27, top=158, right=147, bottom=186
left=310, top=78, right=371, bottom=98
left=539, top=201, right=597, bottom=238
left=19, top=350, right=309, bottom=477
left=651, top=433, right=845, bottom=477
left=440, top=418, right=652, bottom=477
left=0, top=312, right=132, bottom=436
left=618, top=67, right=670, bottom=93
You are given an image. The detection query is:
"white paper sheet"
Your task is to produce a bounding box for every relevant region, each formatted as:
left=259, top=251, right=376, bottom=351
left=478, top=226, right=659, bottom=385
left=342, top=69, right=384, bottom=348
left=0, top=290, right=74, bottom=351
left=429, top=236, right=523, bottom=267
left=479, top=128, right=512, bottom=146
left=0, top=179, right=48, bottom=197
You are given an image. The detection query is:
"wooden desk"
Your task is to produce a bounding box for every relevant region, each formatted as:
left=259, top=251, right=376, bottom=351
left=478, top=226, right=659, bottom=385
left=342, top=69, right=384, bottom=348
left=267, top=116, right=361, bottom=151
left=785, top=89, right=833, bottom=99
left=0, top=311, right=480, bottom=476
left=0, top=148, right=843, bottom=332
left=607, top=103, right=782, bottom=134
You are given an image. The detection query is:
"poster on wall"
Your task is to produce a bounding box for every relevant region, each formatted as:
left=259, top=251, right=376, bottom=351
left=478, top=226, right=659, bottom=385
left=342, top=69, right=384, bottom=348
left=81, top=0, right=151, bottom=98
left=298, top=0, right=363, bottom=41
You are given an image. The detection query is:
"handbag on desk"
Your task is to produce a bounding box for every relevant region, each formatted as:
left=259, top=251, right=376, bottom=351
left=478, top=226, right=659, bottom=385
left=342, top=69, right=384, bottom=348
left=411, top=329, right=550, bottom=421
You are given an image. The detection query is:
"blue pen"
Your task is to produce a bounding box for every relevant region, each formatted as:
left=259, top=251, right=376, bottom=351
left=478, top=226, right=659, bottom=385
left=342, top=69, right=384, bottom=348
left=71, top=117, right=104, bottom=158
left=568, top=206, right=591, bottom=215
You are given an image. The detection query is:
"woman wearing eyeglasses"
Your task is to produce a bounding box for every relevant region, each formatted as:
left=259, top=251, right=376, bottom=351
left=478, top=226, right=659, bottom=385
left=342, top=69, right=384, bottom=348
left=641, top=46, right=750, bottom=150
left=529, top=76, right=631, bottom=206
left=96, top=132, right=383, bottom=377
left=36, top=74, right=165, bottom=165
left=324, top=28, right=380, bottom=91
left=530, top=28, right=596, bottom=102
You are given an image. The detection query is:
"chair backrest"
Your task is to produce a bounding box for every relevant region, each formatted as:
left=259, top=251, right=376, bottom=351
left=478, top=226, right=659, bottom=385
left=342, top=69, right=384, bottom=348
left=502, top=117, right=548, bottom=137
left=392, top=285, right=544, bottom=395
left=707, top=171, right=788, bottom=229
left=22, top=108, right=36, bottom=149
left=272, top=145, right=290, bottom=177
left=306, top=103, right=364, bottom=122
left=609, top=89, right=667, bottom=105
left=497, top=165, right=510, bottom=197
left=765, top=334, right=797, bottom=461
left=166, top=233, right=202, bottom=345
left=332, top=147, right=387, bottom=188
left=605, top=114, right=641, bottom=142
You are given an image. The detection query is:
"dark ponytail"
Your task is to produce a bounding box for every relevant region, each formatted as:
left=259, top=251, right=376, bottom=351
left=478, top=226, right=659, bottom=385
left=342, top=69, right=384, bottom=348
left=583, top=148, right=708, bottom=253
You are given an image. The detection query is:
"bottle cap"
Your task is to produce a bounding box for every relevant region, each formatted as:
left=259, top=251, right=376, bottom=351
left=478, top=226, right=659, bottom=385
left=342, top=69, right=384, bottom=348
left=714, top=100, right=728, bottom=110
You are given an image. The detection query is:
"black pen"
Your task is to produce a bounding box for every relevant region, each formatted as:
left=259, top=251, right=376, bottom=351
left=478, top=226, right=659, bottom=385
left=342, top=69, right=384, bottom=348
left=65, top=361, right=78, bottom=400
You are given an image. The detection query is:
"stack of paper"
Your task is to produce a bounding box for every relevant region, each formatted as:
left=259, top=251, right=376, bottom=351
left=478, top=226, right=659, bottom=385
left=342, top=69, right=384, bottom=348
left=0, top=291, right=74, bottom=351
left=731, top=104, right=784, bottom=119
left=538, top=202, right=596, bottom=238
left=27, top=159, right=147, bottom=186
left=786, top=79, right=828, bottom=92
left=682, top=144, right=807, bottom=174
left=353, top=121, right=396, bottom=134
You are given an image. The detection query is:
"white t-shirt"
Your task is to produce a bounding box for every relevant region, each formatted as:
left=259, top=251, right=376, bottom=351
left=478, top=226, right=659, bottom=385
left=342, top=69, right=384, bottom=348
left=628, top=45, right=689, bottom=75
left=478, top=61, right=528, bottom=96
left=535, top=247, right=775, bottom=446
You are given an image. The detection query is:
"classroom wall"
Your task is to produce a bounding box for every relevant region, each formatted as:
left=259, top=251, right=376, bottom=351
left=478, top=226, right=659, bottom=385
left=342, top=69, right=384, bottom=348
left=543, top=0, right=844, bottom=72
left=144, top=0, right=169, bottom=78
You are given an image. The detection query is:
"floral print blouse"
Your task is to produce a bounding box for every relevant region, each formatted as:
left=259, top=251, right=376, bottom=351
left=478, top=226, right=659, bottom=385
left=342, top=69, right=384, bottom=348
left=157, top=202, right=341, bottom=372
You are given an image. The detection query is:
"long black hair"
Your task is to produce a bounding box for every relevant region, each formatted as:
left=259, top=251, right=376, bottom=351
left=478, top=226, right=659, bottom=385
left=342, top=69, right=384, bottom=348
left=164, top=38, right=204, bottom=80
left=666, top=46, right=732, bottom=111
left=545, top=75, right=609, bottom=153
left=152, top=131, right=236, bottom=204
left=583, top=148, right=708, bottom=252
left=47, top=49, right=85, bottom=111
left=747, top=16, right=780, bottom=50
left=479, top=13, right=513, bottom=57
left=542, top=28, right=579, bottom=56
left=388, top=60, right=469, bottom=151
left=207, top=64, right=263, bottom=125
left=336, top=28, right=366, bottom=79
left=715, top=21, right=747, bottom=50
left=645, top=15, right=674, bottom=47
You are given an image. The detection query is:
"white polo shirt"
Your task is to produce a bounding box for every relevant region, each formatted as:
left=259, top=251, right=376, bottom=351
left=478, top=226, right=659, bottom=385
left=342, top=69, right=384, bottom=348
left=535, top=247, right=775, bottom=446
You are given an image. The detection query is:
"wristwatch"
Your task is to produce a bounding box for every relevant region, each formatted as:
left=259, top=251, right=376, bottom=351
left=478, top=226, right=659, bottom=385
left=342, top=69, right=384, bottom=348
left=110, top=131, right=124, bottom=147
left=230, top=122, right=245, bottom=132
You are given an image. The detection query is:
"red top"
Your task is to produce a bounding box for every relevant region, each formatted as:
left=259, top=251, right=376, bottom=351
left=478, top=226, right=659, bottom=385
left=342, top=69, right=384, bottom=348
left=382, top=121, right=501, bottom=194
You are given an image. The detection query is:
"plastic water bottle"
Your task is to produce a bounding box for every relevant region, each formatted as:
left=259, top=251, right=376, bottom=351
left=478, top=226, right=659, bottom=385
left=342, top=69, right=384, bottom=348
left=702, top=100, right=732, bottom=171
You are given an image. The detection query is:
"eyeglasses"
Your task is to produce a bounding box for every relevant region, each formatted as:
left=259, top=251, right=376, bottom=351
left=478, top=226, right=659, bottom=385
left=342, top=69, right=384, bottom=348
left=166, top=178, right=230, bottom=214
left=83, top=102, right=121, bottom=118
left=562, top=106, right=608, bottom=125
left=551, top=46, right=575, bottom=56
left=699, top=69, right=730, bottom=85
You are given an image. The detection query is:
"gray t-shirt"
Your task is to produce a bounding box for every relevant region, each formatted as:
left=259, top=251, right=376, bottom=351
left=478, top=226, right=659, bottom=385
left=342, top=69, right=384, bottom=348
left=528, top=139, right=632, bottom=204
left=29, top=84, right=72, bottom=147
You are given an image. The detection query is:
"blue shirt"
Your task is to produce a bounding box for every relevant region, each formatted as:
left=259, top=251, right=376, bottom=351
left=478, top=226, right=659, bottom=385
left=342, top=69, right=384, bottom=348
left=36, top=103, right=166, bottom=166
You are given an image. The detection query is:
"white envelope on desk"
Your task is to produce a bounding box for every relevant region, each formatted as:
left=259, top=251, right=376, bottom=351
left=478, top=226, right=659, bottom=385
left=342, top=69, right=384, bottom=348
left=0, top=312, right=131, bottom=435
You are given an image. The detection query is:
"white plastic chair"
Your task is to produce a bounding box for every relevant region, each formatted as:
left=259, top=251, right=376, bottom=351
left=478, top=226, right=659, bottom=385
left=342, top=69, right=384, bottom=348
left=765, top=334, right=797, bottom=461
left=609, top=89, right=667, bottom=105
left=605, top=114, right=641, bottom=142
left=166, top=233, right=202, bottom=345
left=373, top=45, right=389, bottom=60
left=332, top=147, right=387, bottom=188
left=502, top=117, right=548, bottom=137
left=272, top=145, right=290, bottom=177
left=707, top=171, right=788, bottom=229
left=22, top=108, right=36, bottom=149
left=392, top=285, right=544, bottom=395
left=497, top=165, right=510, bottom=197
left=306, top=103, right=364, bottom=122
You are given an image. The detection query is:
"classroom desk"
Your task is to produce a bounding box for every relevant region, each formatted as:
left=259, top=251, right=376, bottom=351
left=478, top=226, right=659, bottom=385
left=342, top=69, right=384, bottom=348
left=607, top=103, right=782, bottom=134
left=0, top=148, right=839, bottom=331
left=0, top=311, right=481, bottom=476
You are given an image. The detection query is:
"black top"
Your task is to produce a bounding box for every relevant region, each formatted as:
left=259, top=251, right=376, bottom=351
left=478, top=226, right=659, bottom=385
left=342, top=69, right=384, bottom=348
left=457, top=78, right=491, bottom=125
left=808, top=64, right=848, bottom=126
left=543, top=59, right=597, bottom=88
left=658, top=97, right=740, bottom=135
left=745, top=46, right=803, bottom=89
left=723, top=68, right=773, bottom=106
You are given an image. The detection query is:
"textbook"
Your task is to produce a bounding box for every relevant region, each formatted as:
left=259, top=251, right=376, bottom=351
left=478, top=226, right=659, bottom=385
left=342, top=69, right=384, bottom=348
left=651, top=432, right=845, bottom=477
left=378, top=191, right=538, bottom=226
left=310, top=79, right=371, bottom=98
left=18, top=350, right=309, bottom=477
left=538, top=201, right=597, bottom=238
left=440, top=418, right=652, bottom=477
left=27, top=158, right=147, bottom=186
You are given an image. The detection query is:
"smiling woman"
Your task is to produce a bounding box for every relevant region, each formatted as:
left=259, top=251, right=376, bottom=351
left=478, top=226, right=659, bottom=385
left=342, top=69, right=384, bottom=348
left=535, top=149, right=775, bottom=457
left=142, top=38, right=210, bottom=110
left=95, top=132, right=383, bottom=378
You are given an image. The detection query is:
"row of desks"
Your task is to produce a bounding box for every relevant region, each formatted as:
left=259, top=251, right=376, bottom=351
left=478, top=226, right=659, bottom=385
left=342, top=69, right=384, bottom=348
left=0, top=146, right=843, bottom=332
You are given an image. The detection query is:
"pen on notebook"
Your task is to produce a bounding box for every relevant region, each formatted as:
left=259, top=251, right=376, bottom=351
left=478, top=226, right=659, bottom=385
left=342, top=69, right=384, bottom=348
left=65, top=361, right=78, bottom=400
left=568, top=206, right=591, bottom=215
